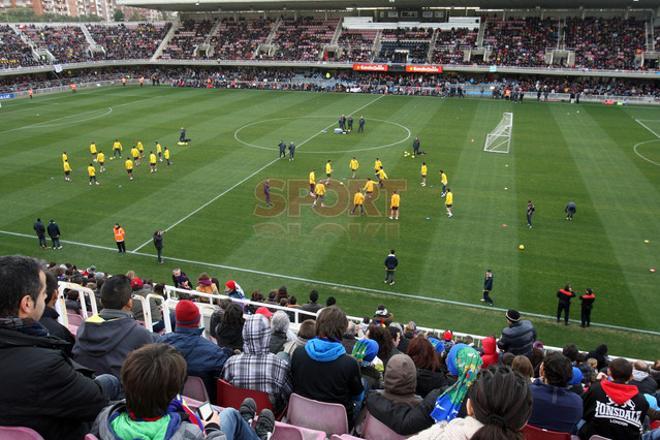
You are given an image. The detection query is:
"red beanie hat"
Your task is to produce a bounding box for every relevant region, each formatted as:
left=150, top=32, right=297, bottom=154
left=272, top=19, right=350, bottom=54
left=176, top=300, right=200, bottom=328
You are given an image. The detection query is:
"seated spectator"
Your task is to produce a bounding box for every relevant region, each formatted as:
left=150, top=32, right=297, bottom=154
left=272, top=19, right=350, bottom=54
left=300, top=289, right=322, bottom=319
left=342, top=320, right=359, bottom=353
left=587, top=343, right=609, bottom=371
left=409, top=365, right=532, bottom=439
left=212, top=302, right=244, bottom=351
left=441, top=330, right=454, bottom=354
left=497, top=309, right=536, bottom=357
left=92, top=343, right=275, bottom=440
left=430, top=344, right=483, bottom=422
left=172, top=268, right=192, bottom=289
left=512, top=354, right=535, bottom=381
left=480, top=335, right=498, bottom=368
left=281, top=319, right=315, bottom=361
left=352, top=338, right=382, bottom=391
left=373, top=304, right=394, bottom=326
left=225, top=279, right=245, bottom=301
left=269, top=310, right=290, bottom=354
left=365, top=354, right=440, bottom=436
left=631, top=360, right=658, bottom=395
left=407, top=334, right=449, bottom=397
left=291, top=306, right=363, bottom=425
left=569, top=366, right=585, bottom=395
left=40, top=270, right=75, bottom=350
left=158, top=300, right=232, bottom=401
left=222, top=314, right=292, bottom=412
left=0, top=255, right=116, bottom=440
left=130, top=277, right=163, bottom=331
left=73, top=274, right=156, bottom=377
left=528, top=351, right=583, bottom=433
left=368, top=323, right=400, bottom=369
left=579, top=358, right=650, bottom=440
left=196, top=272, right=219, bottom=297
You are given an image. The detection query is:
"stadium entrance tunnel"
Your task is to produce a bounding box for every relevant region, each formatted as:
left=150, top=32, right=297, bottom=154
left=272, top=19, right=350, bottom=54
left=233, top=116, right=411, bottom=154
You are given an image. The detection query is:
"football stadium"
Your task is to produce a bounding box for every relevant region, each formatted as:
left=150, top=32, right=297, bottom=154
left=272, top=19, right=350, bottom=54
left=0, top=0, right=659, bottom=438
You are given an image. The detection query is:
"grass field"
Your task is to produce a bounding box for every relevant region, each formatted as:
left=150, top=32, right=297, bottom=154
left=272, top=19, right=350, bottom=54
left=0, top=86, right=658, bottom=359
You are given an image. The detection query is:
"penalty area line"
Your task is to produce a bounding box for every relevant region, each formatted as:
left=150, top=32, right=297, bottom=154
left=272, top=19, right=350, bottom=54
left=1, top=228, right=659, bottom=337
left=130, top=94, right=386, bottom=252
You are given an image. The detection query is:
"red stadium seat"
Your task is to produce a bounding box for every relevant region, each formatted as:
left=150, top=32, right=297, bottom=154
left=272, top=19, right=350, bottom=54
left=216, top=379, right=273, bottom=413
left=271, top=422, right=325, bottom=440
left=286, top=393, right=349, bottom=436
left=361, top=411, right=408, bottom=439
left=0, top=426, right=45, bottom=440
left=523, top=424, right=572, bottom=440
left=183, top=376, right=210, bottom=402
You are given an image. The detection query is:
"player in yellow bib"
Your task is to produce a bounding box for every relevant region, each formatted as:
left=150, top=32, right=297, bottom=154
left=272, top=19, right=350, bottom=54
left=87, top=163, right=99, bottom=185
left=149, top=152, right=158, bottom=173
left=125, top=158, right=134, bottom=181
left=112, top=140, right=122, bottom=160
left=130, top=146, right=140, bottom=166
left=136, top=141, right=144, bottom=158
left=440, top=170, right=448, bottom=197
left=376, top=167, right=388, bottom=188
left=164, top=147, right=171, bottom=165
left=61, top=151, right=68, bottom=163
left=374, top=158, right=383, bottom=175
left=389, top=190, right=401, bottom=220
left=89, top=142, right=97, bottom=162
left=156, top=142, right=163, bottom=162
left=312, top=182, right=326, bottom=208
left=349, top=157, right=359, bottom=179
left=421, top=162, right=428, bottom=187
left=363, top=178, right=375, bottom=198
left=63, top=161, right=72, bottom=182
left=308, top=170, right=316, bottom=196
left=325, top=160, right=333, bottom=185
left=445, top=188, right=453, bottom=218
left=351, top=191, right=365, bottom=215
left=97, top=151, right=106, bottom=173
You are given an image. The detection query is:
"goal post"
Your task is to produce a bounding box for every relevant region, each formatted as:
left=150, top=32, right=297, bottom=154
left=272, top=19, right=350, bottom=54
left=484, top=112, right=513, bottom=154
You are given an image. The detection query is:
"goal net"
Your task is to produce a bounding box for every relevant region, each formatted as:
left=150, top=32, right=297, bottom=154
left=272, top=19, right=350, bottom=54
left=484, top=112, right=513, bottom=154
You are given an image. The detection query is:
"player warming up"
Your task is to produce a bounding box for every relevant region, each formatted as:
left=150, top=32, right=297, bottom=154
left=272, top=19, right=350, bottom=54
left=313, top=181, right=326, bottom=208
left=89, top=141, right=98, bottom=162
left=97, top=150, right=106, bottom=173
left=149, top=151, right=158, bottom=173
left=351, top=190, right=366, bottom=216
left=421, top=162, right=428, bottom=187
left=112, top=139, right=122, bottom=160
left=325, top=160, right=333, bottom=185
left=389, top=190, right=400, bottom=220
left=156, top=142, right=163, bottom=162
left=363, top=177, right=375, bottom=199
left=87, top=163, right=99, bottom=185
left=440, top=170, right=448, bottom=197
left=164, top=147, right=171, bottom=165
left=308, top=169, right=316, bottom=196
left=376, top=167, right=388, bottom=189
left=445, top=187, right=453, bottom=217
left=63, top=160, right=72, bottom=182
left=124, top=158, right=134, bottom=181
left=349, top=157, right=359, bottom=179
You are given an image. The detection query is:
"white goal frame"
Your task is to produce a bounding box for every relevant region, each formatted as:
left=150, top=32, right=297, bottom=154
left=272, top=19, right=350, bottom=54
left=484, top=112, right=513, bottom=154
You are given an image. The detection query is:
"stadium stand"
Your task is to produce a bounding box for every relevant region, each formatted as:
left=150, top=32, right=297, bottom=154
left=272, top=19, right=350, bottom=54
left=375, top=28, right=433, bottom=64
left=88, top=23, right=171, bottom=60
left=210, top=17, right=276, bottom=60
left=161, top=19, right=214, bottom=60
left=431, top=27, right=478, bottom=64
left=20, top=25, right=92, bottom=63
left=482, top=17, right=558, bottom=67
left=0, top=24, right=41, bottom=68
left=336, top=29, right=377, bottom=62
left=0, top=256, right=652, bottom=439
left=262, top=17, right=339, bottom=61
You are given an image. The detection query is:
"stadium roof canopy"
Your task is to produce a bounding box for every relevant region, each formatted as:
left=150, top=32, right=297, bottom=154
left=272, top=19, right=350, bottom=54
left=119, top=0, right=660, bottom=12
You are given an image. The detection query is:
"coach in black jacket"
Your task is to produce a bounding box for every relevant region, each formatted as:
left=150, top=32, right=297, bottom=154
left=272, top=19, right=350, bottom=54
left=497, top=309, right=537, bottom=357
left=0, top=256, right=110, bottom=440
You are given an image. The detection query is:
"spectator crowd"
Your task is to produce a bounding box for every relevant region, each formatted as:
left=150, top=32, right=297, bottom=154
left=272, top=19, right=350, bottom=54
left=0, top=254, right=658, bottom=440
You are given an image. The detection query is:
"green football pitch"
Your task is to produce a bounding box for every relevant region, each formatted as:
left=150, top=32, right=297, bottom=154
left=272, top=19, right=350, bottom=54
left=0, top=86, right=658, bottom=359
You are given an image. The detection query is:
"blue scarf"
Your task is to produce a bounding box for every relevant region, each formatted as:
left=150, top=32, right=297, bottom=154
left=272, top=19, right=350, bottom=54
left=305, top=337, right=346, bottom=362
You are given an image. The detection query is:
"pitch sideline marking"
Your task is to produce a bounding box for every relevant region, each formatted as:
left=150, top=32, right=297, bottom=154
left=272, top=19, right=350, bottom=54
left=1, top=228, right=658, bottom=337
left=633, top=119, right=660, bottom=166
left=130, top=94, right=386, bottom=252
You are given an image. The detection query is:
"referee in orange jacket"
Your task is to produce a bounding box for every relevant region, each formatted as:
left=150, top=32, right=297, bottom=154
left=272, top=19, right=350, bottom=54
left=113, top=223, right=126, bottom=253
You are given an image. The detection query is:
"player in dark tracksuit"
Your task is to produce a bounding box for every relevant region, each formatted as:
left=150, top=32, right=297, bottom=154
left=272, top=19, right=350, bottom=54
left=347, top=116, right=353, bottom=132
left=358, top=116, right=365, bottom=133
left=526, top=200, right=535, bottom=228
left=153, top=230, right=164, bottom=264
left=33, top=218, right=47, bottom=249
left=288, top=142, right=295, bottom=161
left=278, top=141, right=287, bottom=159
left=412, top=137, right=421, bottom=155
left=384, top=250, right=398, bottom=285
left=556, top=284, right=576, bottom=325
left=482, top=269, right=494, bottom=305
left=579, top=288, right=596, bottom=327
left=565, top=201, right=576, bottom=220
left=47, top=219, right=62, bottom=249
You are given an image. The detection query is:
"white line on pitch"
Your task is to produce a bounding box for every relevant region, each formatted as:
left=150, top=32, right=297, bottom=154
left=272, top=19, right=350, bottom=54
left=635, top=119, right=660, bottom=138
left=130, top=94, right=386, bottom=252
left=2, top=228, right=658, bottom=337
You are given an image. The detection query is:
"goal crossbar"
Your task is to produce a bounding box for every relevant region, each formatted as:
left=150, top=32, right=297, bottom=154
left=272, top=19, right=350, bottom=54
left=484, top=112, right=513, bottom=154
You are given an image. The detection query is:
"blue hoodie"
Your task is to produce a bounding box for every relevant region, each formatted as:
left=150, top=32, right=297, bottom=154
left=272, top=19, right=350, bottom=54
left=305, top=337, right=346, bottom=362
